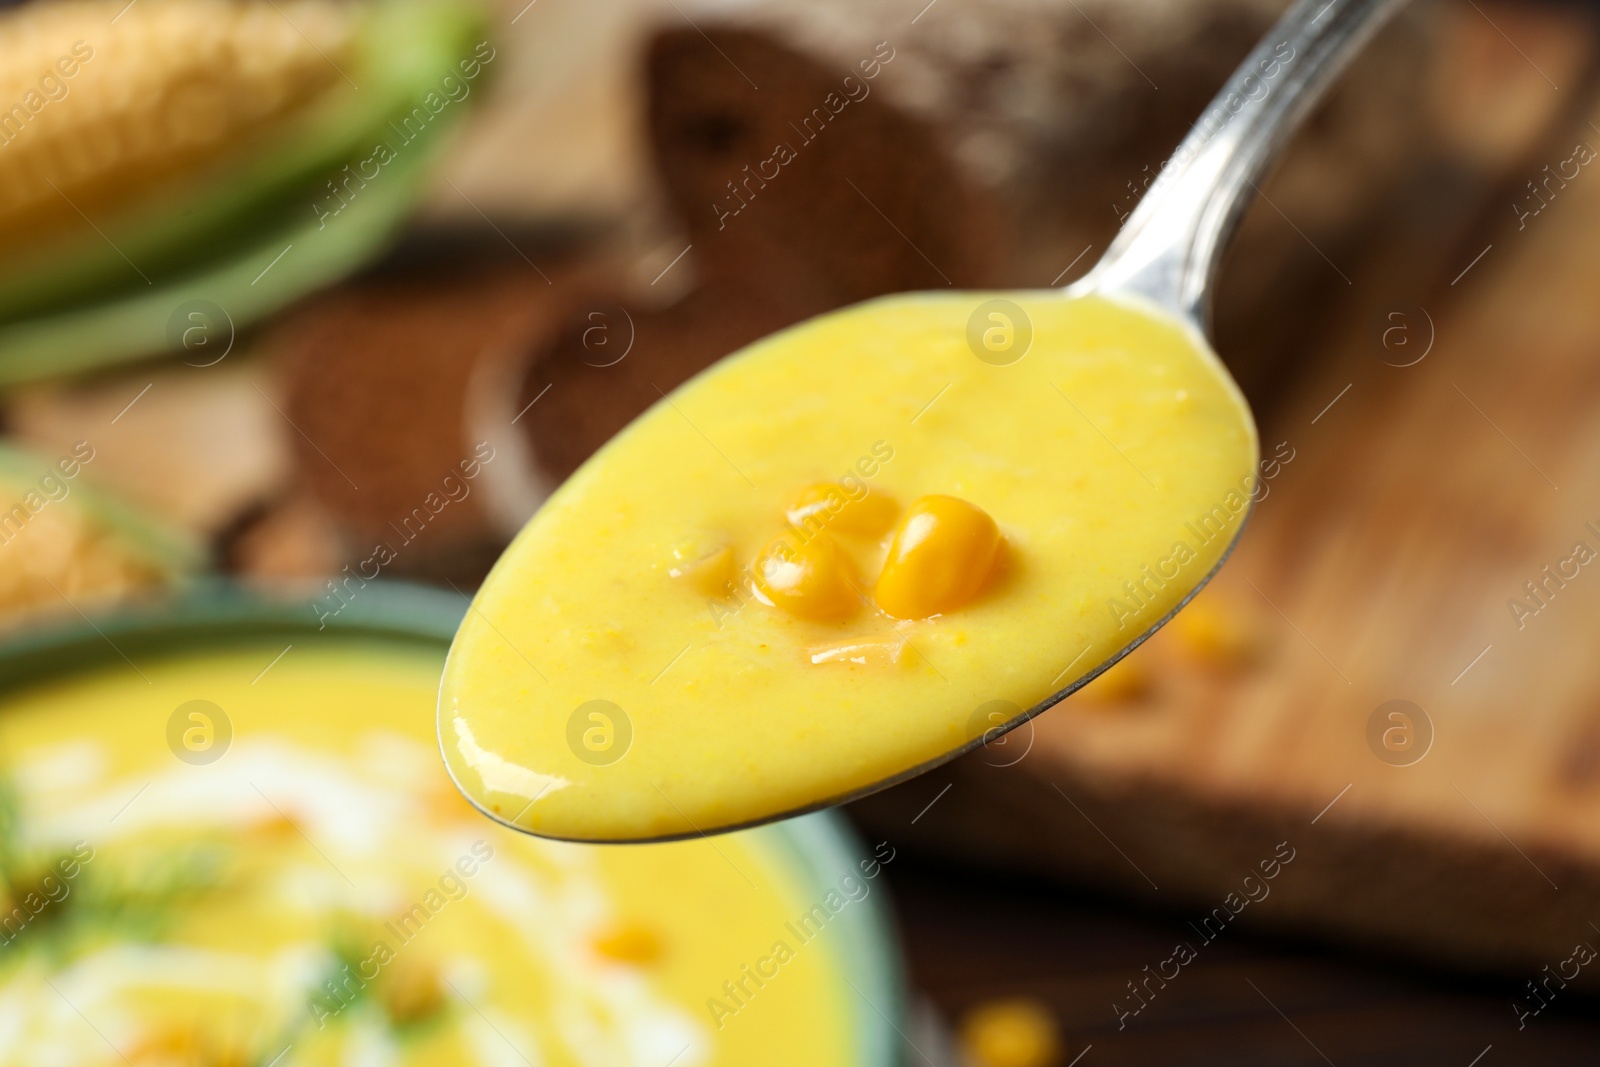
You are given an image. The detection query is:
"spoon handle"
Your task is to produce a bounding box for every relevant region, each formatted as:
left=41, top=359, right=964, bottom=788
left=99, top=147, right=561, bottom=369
left=1072, top=0, right=1409, bottom=325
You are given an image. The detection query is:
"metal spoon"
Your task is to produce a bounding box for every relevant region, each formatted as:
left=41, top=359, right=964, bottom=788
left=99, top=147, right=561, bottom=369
left=441, top=0, right=1407, bottom=843
left=1071, top=0, right=1406, bottom=323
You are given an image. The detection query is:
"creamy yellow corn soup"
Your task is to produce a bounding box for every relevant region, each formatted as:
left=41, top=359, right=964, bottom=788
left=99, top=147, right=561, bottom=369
left=442, top=291, right=1258, bottom=840
left=0, top=642, right=862, bottom=1065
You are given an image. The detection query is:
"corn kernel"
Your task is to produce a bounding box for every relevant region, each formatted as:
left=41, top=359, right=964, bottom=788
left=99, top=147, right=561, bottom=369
left=874, top=495, right=1001, bottom=619
left=753, top=532, right=861, bottom=620
left=381, top=959, right=446, bottom=1025
left=127, top=1025, right=251, bottom=1067
left=667, top=538, right=735, bottom=597
left=1077, top=655, right=1147, bottom=703
left=127, top=1025, right=203, bottom=1063
left=959, top=998, right=1062, bottom=1067
left=1171, top=593, right=1261, bottom=669
left=786, top=483, right=898, bottom=538
left=592, top=921, right=664, bottom=964
left=251, top=813, right=302, bottom=840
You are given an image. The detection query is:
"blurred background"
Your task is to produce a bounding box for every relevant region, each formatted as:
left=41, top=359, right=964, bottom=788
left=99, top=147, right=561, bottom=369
left=7, top=0, right=1600, bottom=1061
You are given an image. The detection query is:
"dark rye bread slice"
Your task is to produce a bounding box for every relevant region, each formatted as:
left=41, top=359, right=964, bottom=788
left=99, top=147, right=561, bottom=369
left=266, top=250, right=566, bottom=586
left=643, top=29, right=1001, bottom=308
left=513, top=27, right=1000, bottom=484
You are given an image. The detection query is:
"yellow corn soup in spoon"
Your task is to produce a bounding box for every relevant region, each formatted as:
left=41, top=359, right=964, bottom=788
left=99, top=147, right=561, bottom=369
left=0, top=642, right=868, bottom=1066
left=442, top=291, right=1258, bottom=841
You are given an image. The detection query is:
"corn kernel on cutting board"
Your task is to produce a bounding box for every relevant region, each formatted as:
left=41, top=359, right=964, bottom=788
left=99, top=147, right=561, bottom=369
left=853, top=2, right=1600, bottom=986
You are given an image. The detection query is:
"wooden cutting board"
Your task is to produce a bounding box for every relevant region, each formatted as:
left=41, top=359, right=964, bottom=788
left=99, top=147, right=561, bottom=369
left=852, top=2, right=1600, bottom=991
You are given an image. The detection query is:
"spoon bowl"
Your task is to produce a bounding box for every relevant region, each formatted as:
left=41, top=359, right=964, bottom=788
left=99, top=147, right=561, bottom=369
left=438, top=0, right=1405, bottom=844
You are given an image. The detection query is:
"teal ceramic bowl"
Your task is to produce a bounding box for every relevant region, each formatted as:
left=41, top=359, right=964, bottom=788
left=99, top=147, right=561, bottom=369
left=0, top=581, right=907, bottom=1066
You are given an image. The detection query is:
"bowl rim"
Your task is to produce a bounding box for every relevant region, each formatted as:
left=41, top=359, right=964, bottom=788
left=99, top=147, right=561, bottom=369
left=0, top=580, right=908, bottom=1066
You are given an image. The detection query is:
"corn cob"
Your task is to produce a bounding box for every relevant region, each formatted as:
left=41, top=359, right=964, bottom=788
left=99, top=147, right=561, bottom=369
left=0, top=501, right=166, bottom=624
left=0, top=0, right=362, bottom=247
left=0, top=443, right=202, bottom=627
left=0, top=0, right=486, bottom=381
